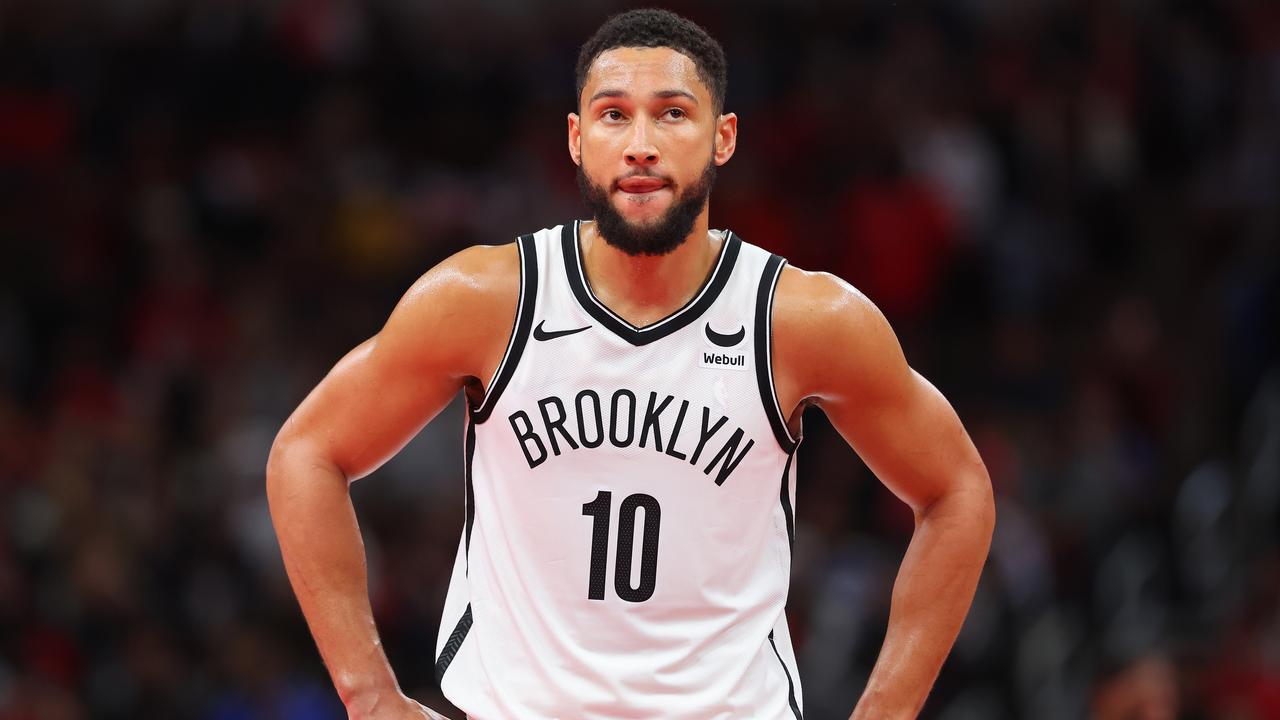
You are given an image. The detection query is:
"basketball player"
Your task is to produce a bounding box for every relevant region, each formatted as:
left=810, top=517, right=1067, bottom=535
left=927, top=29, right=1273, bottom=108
left=267, top=9, right=994, bottom=720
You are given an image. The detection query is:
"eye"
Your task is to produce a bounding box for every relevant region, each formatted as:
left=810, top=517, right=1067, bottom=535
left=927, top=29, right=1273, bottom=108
left=665, top=108, right=686, bottom=120
left=603, top=109, right=625, bottom=122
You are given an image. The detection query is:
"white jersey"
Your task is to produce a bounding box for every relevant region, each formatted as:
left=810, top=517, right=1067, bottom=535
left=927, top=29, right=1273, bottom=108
left=434, top=220, right=805, bottom=719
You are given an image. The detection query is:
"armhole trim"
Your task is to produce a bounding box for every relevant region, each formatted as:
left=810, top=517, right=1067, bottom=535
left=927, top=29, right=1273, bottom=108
left=435, top=603, right=473, bottom=685
left=768, top=629, right=804, bottom=719
left=754, top=254, right=801, bottom=453
left=470, top=233, right=538, bottom=423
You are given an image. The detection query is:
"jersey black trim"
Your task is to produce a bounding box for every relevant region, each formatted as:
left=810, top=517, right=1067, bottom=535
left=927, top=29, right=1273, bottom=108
left=471, top=233, right=539, bottom=423
left=463, top=415, right=476, bottom=573
left=562, top=220, right=741, bottom=346
left=768, top=629, right=804, bottom=719
left=754, top=254, right=801, bottom=453
left=435, top=603, right=473, bottom=684
left=779, top=445, right=799, bottom=558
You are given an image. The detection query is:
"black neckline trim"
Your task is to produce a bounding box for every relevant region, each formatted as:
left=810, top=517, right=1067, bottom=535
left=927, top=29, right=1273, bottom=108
left=561, top=220, right=741, bottom=347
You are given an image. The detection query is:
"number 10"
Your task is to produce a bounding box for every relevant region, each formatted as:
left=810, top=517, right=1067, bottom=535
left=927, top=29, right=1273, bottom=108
left=581, top=490, right=661, bottom=602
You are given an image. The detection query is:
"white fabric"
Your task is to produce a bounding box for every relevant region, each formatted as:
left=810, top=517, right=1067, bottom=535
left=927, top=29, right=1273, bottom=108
left=435, top=221, right=803, bottom=719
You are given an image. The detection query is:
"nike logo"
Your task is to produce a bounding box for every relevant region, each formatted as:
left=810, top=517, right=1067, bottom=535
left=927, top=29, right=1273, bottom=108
left=533, top=320, right=591, bottom=341
left=705, top=323, right=745, bottom=347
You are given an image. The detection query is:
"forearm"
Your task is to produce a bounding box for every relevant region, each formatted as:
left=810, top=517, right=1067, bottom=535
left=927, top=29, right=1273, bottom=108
left=851, top=480, right=995, bottom=720
left=266, top=438, right=403, bottom=710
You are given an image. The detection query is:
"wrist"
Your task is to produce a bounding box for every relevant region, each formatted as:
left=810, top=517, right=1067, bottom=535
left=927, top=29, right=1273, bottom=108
left=338, top=675, right=403, bottom=715
left=850, top=688, right=920, bottom=720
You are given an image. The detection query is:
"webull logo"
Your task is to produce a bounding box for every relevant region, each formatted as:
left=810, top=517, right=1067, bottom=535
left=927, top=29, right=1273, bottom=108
left=700, top=352, right=748, bottom=371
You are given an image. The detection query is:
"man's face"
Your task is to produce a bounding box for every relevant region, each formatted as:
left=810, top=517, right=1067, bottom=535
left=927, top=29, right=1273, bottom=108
left=569, top=46, right=737, bottom=256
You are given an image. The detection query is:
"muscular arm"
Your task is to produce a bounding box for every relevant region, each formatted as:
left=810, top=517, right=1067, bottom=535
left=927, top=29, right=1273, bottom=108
left=773, top=267, right=995, bottom=720
left=265, top=245, right=518, bottom=719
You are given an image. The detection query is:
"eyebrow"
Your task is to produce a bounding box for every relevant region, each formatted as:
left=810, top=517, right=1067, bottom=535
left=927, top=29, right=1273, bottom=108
left=588, top=88, right=700, bottom=105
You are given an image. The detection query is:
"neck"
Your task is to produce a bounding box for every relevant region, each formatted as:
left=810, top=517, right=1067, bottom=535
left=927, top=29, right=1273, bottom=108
left=579, top=212, right=719, bottom=327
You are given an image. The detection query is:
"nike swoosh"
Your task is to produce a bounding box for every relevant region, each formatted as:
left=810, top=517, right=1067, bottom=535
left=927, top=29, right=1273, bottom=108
left=533, top=320, right=591, bottom=341
left=705, top=323, right=746, bottom=347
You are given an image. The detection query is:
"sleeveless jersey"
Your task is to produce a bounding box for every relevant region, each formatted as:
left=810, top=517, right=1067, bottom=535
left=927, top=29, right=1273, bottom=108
left=434, top=220, right=805, bottom=719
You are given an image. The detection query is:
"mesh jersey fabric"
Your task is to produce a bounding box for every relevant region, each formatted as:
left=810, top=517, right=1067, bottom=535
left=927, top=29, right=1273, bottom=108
left=434, top=221, right=805, bottom=719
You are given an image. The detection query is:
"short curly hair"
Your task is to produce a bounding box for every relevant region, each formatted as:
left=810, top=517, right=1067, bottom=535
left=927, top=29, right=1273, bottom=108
left=575, top=8, right=728, bottom=113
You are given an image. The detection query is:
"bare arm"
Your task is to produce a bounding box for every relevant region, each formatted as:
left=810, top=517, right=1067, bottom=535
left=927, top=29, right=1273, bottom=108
left=773, top=268, right=995, bottom=720
left=266, top=244, right=518, bottom=719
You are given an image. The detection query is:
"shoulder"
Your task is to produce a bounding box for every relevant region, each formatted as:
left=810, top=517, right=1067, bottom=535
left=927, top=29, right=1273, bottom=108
left=770, top=263, right=907, bottom=404
left=378, top=241, right=522, bottom=377
left=391, top=242, right=521, bottom=333
left=771, top=263, right=890, bottom=347
left=400, top=242, right=521, bottom=314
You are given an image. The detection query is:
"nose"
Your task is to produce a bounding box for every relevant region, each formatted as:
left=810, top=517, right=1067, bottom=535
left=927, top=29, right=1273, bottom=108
left=624, top=119, right=659, bottom=167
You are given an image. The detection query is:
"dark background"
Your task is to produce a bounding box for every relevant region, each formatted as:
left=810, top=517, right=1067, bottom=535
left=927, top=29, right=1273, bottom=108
left=1, top=0, right=1278, bottom=718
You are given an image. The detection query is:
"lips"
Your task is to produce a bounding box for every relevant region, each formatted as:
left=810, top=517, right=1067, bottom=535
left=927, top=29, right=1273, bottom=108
left=616, top=177, right=668, bottom=193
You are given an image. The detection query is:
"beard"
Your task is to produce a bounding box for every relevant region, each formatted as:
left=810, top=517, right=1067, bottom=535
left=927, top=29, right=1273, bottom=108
left=577, top=157, right=717, bottom=257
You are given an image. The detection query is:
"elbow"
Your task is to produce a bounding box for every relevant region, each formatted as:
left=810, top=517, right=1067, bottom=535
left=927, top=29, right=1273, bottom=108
left=265, top=422, right=350, bottom=505
left=265, top=418, right=300, bottom=486
left=265, top=433, right=286, bottom=489
left=265, top=429, right=296, bottom=508
left=981, top=473, right=996, bottom=541
left=918, top=459, right=996, bottom=546
left=969, top=459, right=996, bottom=546
left=265, top=424, right=331, bottom=506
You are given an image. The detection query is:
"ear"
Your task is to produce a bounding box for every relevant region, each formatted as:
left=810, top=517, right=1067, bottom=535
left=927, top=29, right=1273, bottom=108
left=567, top=112, right=582, bottom=166
left=713, top=112, right=737, bottom=167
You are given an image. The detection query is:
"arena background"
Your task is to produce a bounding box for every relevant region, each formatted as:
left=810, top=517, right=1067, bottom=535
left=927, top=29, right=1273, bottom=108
left=1, top=0, right=1278, bottom=718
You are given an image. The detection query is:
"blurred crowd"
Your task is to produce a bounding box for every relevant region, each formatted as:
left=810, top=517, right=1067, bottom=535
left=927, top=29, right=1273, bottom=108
left=1, top=0, right=1278, bottom=718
